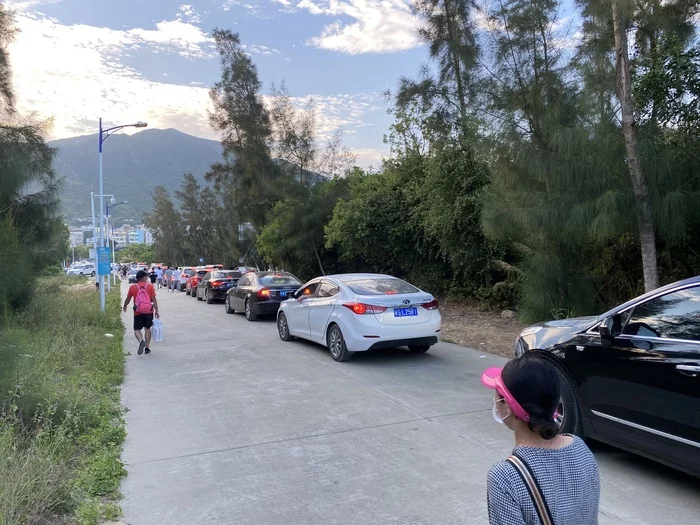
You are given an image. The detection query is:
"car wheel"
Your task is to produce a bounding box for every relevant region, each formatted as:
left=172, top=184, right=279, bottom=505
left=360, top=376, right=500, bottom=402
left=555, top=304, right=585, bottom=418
left=196, top=288, right=203, bottom=301
left=90, top=271, right=96, bottom=277
left=408, top=344, right=431, bottom=353
left=205, top=289, right=214, bottom=304
left=245, top=299, right=258, bottom=321
left=327, top=324, right=353, bottom=362
left=225, top=295, right=235, bottom=314
left=554, top=366, right=583, bottom=436
left=277, top=313, right=293, bottom=341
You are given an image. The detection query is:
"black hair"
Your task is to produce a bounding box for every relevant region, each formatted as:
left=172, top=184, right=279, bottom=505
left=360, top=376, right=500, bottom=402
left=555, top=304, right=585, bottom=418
left=501, top=353, right=561, bottom=440
left=136, top=270, right=148, bottom=281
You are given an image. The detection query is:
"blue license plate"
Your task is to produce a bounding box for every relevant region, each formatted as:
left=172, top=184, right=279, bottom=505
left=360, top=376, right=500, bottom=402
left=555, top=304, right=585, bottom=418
left=394, top=307, right=418, bottom=317
left=279, top=291, right=287, bottom=297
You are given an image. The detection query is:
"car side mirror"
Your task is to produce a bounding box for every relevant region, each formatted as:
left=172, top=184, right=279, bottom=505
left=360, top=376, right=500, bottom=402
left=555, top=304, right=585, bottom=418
left=599, top=317, right=615, bottom=347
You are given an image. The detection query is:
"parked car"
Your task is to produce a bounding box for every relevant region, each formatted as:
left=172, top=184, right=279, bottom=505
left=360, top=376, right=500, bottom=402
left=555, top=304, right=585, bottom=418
left=188, top=266, right=217, bottom=296
left=66, top=263, right=96, bottom=277
left=516, top=276, right=700, bottom=478
left=226, top=272, right=301, bottom=320
left=127, top=269, right=139, bottom=283
left=276, top=273, right=441, bottom=362
left=178, top=267, right=196, bottom=291
left=196, top=270, right=243, bottom=303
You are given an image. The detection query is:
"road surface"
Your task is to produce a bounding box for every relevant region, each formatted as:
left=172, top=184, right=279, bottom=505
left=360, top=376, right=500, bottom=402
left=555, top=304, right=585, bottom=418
left=120, top=282, right=700, bottom=524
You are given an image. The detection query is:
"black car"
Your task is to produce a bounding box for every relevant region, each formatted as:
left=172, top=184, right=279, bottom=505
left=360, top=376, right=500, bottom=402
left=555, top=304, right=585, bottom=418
left=196, top=270, right=242, bottom=304
left=517, top=276, right=700, bottom=477
left=225, top=272, right=301, bottom=321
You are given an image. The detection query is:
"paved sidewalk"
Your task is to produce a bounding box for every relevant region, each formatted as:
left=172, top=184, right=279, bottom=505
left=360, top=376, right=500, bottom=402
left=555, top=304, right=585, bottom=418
left=119, top=281, right=700, bottom=525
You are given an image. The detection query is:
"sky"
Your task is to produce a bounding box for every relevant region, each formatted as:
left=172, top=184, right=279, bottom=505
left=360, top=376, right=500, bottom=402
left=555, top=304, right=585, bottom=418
left=7, top=0, right=435, bottom=168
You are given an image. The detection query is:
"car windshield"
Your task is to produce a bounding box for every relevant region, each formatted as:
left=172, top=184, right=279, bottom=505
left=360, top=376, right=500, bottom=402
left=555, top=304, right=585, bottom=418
left=259, top=274, right=300, bottom=285
left=212, top=271, right=240, bottom=279
left=343, top=278, right=419, bottom=295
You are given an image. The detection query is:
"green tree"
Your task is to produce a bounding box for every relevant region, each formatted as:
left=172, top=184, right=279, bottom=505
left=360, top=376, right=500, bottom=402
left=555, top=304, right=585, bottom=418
left=0, top=5, right=65, bottom=310
left=144, top=186, right=185, bottom=265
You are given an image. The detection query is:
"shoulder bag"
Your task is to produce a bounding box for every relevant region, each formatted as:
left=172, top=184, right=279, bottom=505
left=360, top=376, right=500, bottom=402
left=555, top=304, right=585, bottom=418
left=507, top=452, right=555, bottom=525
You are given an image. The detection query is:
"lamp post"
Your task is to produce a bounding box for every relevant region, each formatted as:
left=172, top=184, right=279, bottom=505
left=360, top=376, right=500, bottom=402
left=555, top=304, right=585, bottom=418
left=106, top=196, right=128, bottom=286
left=98, top=118, right=147, bottom=312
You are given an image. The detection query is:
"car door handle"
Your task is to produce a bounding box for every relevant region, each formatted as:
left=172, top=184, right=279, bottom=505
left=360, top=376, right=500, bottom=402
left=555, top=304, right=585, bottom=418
left=676, top=364, right=700, bottom=375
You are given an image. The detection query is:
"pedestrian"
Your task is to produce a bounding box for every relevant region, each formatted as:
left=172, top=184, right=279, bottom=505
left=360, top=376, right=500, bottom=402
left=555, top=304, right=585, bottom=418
left=164, top=267, right=173, bottom=292
left=171, top=267, right=181, bottom=292
left=122, top=269, right=159, bottom=356
left=482, top=353, right=600, bottom=525
left=148, top=267, right=157, bottom=285
left=155, top=266, right=164, bottom=289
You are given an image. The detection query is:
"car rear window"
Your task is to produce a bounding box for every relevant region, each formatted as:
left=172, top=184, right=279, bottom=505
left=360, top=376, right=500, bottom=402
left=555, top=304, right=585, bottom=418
left=212, top=271, right=241, bottom=279
left=343, top=278, right=419, bottom=295
left=259, top=274, right=300, bottom=285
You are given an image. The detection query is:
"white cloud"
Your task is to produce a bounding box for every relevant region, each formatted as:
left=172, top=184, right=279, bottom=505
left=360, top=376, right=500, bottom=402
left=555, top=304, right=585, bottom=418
left=177, top=4, right=202, bottom=24
left=221, top=0, right=270, bottom=18
left=9, top=12, right=215, bottom=140
left=243, top=44, right=283, bottom=56
left=295, top=0, right=421, bottom=54
left=9, top=10, right=384, bottom=155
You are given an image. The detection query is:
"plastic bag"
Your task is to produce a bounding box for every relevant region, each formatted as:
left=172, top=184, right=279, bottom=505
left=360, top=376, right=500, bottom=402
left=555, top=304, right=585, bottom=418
left=151, top=318, right=163, bottom=342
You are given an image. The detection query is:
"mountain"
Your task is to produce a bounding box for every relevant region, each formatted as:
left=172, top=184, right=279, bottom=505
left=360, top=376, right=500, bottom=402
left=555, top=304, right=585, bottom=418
left=51, top=128, right=222, bottom=225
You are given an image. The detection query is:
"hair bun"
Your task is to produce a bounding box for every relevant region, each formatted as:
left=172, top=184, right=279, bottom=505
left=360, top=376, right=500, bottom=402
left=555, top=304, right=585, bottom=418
left=527, top=415, right=559, bottom=440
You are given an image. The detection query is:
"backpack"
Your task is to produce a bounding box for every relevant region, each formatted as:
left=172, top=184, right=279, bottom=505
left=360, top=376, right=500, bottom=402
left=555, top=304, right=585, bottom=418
left=134, top=283, right=153, bottom=314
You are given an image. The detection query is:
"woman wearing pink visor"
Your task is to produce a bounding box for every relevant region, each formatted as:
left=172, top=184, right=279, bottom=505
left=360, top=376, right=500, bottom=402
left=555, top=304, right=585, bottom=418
left=481, top=354, right=600, bottom=525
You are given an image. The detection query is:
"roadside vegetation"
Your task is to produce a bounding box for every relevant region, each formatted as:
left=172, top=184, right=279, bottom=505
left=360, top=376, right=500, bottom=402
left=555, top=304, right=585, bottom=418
left=1, top=6, right=127, bottom=524
left=145, top=3, right=700, bottom=323
left=0, top=276, right=125, bottom=525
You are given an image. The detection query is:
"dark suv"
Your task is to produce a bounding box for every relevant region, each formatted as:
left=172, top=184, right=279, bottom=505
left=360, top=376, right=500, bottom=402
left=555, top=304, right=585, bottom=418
left=516, top=276, right=700, bottom=477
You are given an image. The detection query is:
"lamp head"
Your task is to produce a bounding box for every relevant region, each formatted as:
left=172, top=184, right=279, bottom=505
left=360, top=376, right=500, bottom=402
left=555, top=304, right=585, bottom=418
left=110, top=196, right=117, bottom=204
left=135, top=121, right=148, bottom=128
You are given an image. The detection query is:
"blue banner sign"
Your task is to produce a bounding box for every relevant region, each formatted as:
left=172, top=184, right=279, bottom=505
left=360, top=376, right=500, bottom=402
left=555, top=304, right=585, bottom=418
left=97, top=247, right=111, bottom=275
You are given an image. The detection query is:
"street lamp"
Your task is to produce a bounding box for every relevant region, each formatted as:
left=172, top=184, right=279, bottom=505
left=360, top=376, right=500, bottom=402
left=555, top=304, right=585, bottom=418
left=97, top=118, right=147, bottom=312
left=106, top=197, right=128, bottom=286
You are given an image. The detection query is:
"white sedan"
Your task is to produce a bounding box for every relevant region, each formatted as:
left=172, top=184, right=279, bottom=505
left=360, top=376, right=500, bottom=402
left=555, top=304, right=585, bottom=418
left=276, top=273, right=441, bottom=362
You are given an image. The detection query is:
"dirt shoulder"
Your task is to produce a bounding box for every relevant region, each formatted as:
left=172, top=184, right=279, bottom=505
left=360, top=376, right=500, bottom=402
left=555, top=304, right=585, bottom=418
left=439, top=301, right=524, bottom=358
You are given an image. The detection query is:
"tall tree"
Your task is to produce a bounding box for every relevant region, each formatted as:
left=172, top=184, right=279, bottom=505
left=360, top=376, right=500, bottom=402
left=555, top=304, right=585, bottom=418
left=612, top=1, right=658, bottom=291
left=144, top=187, right=185, bottom=265
left=207, top=29, right=279, bottom=230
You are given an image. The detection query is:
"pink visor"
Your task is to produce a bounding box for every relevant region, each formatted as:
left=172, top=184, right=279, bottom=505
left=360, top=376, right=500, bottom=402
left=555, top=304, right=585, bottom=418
left=481, top=367, right=531, bottom=422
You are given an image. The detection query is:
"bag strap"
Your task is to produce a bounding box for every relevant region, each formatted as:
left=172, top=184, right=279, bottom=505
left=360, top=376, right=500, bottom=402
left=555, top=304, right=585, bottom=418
left=506, top=453, right=554, bottom=525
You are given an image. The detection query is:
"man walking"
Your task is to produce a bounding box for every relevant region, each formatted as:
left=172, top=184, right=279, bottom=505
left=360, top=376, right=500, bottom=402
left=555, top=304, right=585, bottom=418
left=171, top=267, right=181, bottom=292
left=164, top=267, right=173, bottom=292
left=123, top=270, right=159, bottom=355
left=155, top=266, right=164, bottom=289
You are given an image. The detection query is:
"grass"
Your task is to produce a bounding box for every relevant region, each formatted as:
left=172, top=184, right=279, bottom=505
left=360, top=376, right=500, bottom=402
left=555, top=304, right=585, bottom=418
left=0, top=275, right=126, bottom=525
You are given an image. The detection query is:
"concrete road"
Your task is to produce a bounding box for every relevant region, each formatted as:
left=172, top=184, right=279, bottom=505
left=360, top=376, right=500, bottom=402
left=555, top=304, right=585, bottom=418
left=120, top=283, right=700, bottom=525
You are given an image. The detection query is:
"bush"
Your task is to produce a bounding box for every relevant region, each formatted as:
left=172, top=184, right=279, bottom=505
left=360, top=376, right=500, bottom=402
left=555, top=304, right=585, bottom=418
left=0, top=276, right=125, bottom=524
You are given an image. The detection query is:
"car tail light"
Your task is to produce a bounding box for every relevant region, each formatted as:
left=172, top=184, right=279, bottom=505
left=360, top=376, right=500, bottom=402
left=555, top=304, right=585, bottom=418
left=343, top=303, right=387, bottom=315
left=211, top=280, right=224, bottom=287
left=258, top=288, right=271, bottom=298
left=421, top=299, right=439, bottom=310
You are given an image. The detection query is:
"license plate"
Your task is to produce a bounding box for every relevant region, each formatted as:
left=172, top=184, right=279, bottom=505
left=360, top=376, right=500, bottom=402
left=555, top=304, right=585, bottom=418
left=279, top=291, right=287, bottom=297
left=394, top=307, right=418, bottom=317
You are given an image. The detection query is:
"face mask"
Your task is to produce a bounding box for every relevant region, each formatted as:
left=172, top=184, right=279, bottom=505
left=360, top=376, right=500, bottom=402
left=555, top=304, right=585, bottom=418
left=492, top=398, right=510, bottom=424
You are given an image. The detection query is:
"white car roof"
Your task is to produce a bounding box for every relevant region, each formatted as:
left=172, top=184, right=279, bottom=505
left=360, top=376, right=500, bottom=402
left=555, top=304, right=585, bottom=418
left=324, top=273, right=396, bottom=281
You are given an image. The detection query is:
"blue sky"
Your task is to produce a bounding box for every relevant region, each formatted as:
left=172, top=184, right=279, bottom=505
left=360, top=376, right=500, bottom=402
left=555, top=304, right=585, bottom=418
left=8, top=0, right=581, bottom=167
left=8, top=0, right=435, bottom=167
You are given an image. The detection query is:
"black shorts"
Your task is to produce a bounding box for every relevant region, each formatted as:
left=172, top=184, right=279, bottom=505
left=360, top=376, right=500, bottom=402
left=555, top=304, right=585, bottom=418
left=134, top=313, right=154, bottom=331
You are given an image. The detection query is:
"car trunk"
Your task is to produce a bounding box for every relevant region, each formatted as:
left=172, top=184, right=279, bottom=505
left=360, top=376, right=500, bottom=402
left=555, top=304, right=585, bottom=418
left=264, top=284, right=300, bottom=300
left=354, top=293, right=436, bottom=326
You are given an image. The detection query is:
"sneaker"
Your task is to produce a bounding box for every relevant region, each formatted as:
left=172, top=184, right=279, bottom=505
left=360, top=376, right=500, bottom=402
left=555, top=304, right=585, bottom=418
left=144, top=347, right=151, bottom=355
left=138, top=340, right=146, bottom=355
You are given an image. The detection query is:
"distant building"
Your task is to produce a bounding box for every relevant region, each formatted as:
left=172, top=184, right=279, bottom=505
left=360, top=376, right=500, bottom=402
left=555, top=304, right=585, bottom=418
left=238, top=222, right=255, bottom=241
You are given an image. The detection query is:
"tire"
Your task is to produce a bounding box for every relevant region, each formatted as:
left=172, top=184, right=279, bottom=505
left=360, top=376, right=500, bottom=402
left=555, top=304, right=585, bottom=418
left=205, top=289, right=214, bottom=304
left=79, top=272, right=84, bottom=276
left=555, top=365, right=583, bottom=436
left=408, top=344, right=431, bottom=353
left=225, top=295, right=235, bottom=314
left=327, top=324, right=353, bottom=362
left=90, top=271, right=96, bottom=277
left=196, top=288, right=203, bottom=301
left=245, top=299, right=258, bottom=321
left=277, top=313, right=293, bottom=341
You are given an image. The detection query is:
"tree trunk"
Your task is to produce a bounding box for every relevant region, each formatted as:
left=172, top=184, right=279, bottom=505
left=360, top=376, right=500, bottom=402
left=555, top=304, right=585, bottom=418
left=312, top=242, right=326, bottom=276
left=612, top=2, right=659, bottom=292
